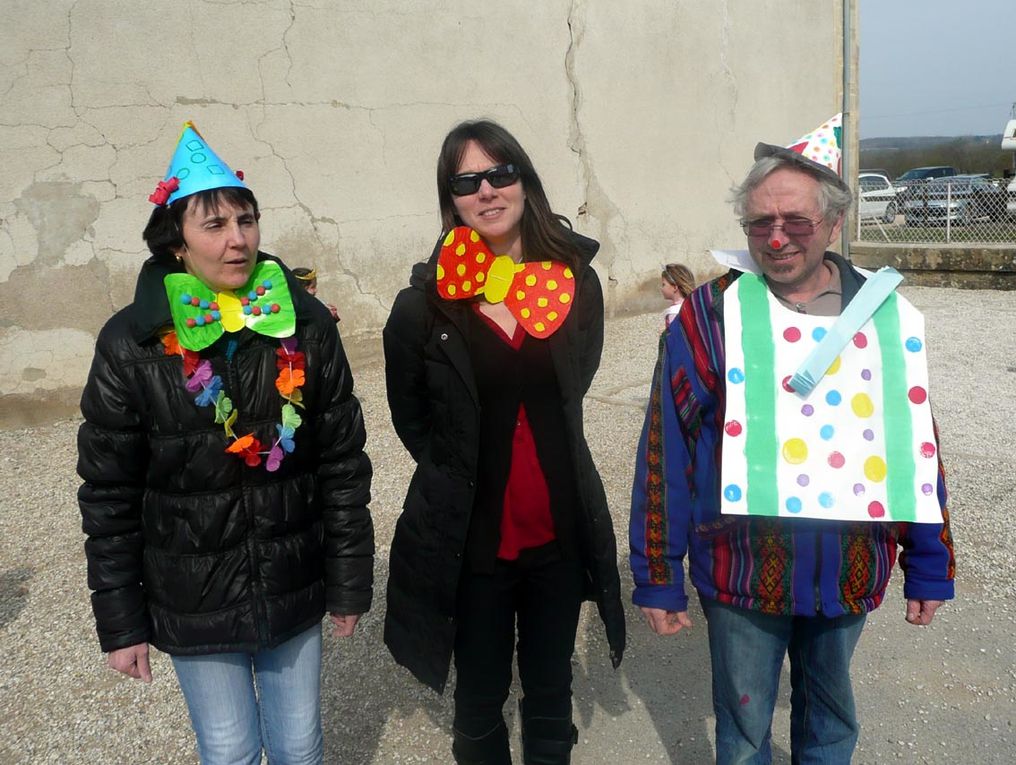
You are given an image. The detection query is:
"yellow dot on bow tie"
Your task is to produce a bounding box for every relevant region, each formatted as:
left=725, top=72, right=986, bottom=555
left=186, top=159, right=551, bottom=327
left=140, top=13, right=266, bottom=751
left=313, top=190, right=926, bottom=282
left=436, top=264, right=445, bottom=279
left=535, top=322, right=546, bottom=332
left=516, top=290, right=526, bottom=301
left=443, top=231, right=455, bottom=246
left=456, top=244, right=466, bottom=256
left=463, top=280, right=472, bottom=291
left=547, top=311, right=559, bottom=321
left=537, top=297, right=548, bottom=308
left=546, top=280, right=558, bottom=291
left=476, top=272, right=485, bottom=282
left=469, top=230, right=480, bottom=242
left=525, top=274, right=537, bottom=287
left=448, top=284, right=457, bottom=296
left=541, top=262, right=552, bottom=270
left=559, top=293, right=571, bottom=304
left=521, top=308, right=531, bottom=318
left=476, top=252, right=486, bottom=264
left=563, top=267, right=573, bottom=279
left=456, top=263, right=466, bottom=277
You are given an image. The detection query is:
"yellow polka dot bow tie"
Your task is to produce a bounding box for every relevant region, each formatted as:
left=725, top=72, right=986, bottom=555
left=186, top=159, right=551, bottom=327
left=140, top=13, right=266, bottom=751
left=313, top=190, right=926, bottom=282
left=435, top=227, right=575, bottom=339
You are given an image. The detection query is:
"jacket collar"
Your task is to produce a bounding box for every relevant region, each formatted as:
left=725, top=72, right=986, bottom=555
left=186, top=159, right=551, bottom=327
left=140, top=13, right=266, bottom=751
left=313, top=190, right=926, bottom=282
left=129, top=252, right=316, bottom=344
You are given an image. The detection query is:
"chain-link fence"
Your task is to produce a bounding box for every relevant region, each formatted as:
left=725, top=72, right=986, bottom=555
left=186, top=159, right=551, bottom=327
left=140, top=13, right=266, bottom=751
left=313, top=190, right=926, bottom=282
left=855, top=173, right=1016, bottom=244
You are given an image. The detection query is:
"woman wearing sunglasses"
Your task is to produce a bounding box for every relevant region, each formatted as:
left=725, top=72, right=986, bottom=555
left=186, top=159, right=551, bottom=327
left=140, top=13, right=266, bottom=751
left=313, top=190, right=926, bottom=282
left=382, top=119, right=625, bottom=764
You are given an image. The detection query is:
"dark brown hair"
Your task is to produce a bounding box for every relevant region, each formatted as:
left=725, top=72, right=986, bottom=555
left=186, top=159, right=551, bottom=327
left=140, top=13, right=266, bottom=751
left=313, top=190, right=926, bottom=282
left=142, top=187, right=259, bottom=261
left=436, top=120, right=580, bottom=269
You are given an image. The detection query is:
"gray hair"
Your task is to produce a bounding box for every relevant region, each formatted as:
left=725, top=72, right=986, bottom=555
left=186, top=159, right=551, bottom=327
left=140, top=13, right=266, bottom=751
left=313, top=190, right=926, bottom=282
left=731, top=155, right=853, bottom=220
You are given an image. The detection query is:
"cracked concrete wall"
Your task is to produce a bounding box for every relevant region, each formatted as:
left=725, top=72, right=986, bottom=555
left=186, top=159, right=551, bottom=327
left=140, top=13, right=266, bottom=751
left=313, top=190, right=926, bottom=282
left=0, top=0, right=846, bottom=423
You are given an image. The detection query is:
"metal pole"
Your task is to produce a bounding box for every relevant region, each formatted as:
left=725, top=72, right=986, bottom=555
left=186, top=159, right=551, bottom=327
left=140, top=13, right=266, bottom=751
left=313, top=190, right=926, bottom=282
left=841, top=0, right=854, bottom=261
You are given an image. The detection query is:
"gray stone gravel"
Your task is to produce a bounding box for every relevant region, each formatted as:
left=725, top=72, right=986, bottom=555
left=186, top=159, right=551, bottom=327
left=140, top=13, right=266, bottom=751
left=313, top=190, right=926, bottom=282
left=1, top=286, right=1014, bottom=764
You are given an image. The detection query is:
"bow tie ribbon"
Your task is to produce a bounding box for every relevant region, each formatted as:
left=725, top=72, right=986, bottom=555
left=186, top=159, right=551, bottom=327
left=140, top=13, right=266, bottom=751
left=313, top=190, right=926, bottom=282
left=164, top=261, right=296, bottom=351
left=436, top=227, right=575, bottom=339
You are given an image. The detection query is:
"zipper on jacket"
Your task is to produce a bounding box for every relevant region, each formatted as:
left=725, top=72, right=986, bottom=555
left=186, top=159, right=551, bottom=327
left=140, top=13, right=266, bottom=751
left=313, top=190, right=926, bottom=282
left=226, top=342, right=269, bottom=643
left=814, top=531, right=823, bottom=614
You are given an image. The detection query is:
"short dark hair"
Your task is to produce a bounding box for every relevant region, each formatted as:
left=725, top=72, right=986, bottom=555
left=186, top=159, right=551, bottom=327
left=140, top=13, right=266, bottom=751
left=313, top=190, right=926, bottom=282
left=142, top=187, right=259, bottom=261
left=436, top=120, right=580, bottom=269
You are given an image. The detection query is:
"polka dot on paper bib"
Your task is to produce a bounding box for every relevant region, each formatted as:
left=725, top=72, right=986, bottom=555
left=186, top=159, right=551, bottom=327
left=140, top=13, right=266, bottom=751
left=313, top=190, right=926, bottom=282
left=825, top=390, right=842, bottom=406
left=728, top=368, right=745, bottom=384
left=851, top=393, right=874, bottom=418
left=905, top=337, right=923, bottom=352
left=827, top=451, right=845, bottom=468
left=864, top=456, right=887, bottom=482
left=724, top=484, right=743, bottom=502
left=783, top=327, right=801, bottom=342
left=853, top=483, right=865, bottom=496
left=724, top=420, right=743, bottom=437
left=862, top=428, right=875, bottom=441
left=818, top=492, right=835, bottom=508
left=786, top=497, right=803, bottom=514
left=860, top=368, right=872, bottom=381
left=919, top=442, right=936, bottom=458
left=782, top=438, right=808, bottom=464
left=797, top=474, right=810, bottom=487
left=853, top=332, right=868, bottom=349
left=908, top=386, right=927, bottom=405
left=782, top=375, right=796, bottom=393
left=921, top=483, right=934, bottom=496
left=812, top=327, right=827, bottom=342
left=801, top=404, right=814, bottom=416
left=867, top=501, right=885, bottom=519
left=819, top=424, right=835, bottom=440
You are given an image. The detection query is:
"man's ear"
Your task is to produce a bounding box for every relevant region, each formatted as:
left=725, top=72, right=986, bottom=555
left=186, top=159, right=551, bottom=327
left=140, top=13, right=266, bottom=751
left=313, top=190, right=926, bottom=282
left=827, top=213, right=845, bottom=245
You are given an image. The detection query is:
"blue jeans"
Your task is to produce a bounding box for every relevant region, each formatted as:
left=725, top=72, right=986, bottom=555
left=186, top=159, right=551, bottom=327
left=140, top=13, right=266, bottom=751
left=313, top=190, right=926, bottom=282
left=171, top=623, right=323, bottom=765
left=700, top=598, right=866, bottom=765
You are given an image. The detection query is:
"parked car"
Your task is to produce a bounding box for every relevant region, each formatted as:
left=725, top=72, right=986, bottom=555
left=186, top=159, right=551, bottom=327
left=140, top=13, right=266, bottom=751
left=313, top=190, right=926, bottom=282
left=894, top=166, right=959, bottom=200
left=858, top=172, right=899, bottom=223
left=903, top=175, right=1007, bottom=226
left=1007, top=176, right=1016, bottom=217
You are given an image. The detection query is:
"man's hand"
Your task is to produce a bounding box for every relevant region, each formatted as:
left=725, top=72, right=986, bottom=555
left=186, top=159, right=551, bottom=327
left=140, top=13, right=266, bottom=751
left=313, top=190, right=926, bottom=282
left=107, top=642, right=152, bottom=683
left=905, top=599, right=944, bottom=626
left=640, top=606, right=693, bottom=636
left=329, top=613, right=361, bottom=637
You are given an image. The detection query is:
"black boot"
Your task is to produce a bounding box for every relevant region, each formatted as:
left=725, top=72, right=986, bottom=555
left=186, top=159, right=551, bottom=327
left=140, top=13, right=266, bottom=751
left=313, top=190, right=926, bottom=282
left=452, top=721, right=512, bottom=765
left=519, top=700, right=578, bottom=765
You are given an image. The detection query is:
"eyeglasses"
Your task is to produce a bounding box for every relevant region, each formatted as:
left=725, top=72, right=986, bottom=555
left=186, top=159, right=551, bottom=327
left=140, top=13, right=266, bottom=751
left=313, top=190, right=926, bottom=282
left=740, top=217, right=823, bottom=239
left=448, top=164, right=520, bottom=196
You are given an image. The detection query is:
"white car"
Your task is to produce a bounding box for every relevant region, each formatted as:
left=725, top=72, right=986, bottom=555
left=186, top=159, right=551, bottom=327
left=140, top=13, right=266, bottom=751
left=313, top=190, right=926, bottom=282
left=1007, top=176, right=1016, bottom=217
left=858, top=173, right=899, bottom=223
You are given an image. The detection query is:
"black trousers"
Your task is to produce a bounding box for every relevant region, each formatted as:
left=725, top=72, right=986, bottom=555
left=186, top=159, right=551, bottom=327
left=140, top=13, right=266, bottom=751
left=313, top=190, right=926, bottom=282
left=452, top=548, right=584, bottom=740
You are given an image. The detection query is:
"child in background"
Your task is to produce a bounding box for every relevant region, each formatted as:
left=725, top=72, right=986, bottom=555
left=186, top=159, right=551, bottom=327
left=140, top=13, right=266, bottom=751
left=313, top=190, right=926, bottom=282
left=660, top=263, right=694, bottom=330
left=294, top=267, right=340, bottom=322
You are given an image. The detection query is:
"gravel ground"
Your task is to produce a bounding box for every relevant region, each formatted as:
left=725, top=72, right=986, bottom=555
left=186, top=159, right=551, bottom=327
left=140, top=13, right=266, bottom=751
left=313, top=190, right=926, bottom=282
left=1, top=286, right=1014, bottom=764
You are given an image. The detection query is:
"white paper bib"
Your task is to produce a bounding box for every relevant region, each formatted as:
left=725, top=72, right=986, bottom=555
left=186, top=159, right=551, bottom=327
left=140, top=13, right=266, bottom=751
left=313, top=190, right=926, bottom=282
left=721, top=273, right=942, bottom=523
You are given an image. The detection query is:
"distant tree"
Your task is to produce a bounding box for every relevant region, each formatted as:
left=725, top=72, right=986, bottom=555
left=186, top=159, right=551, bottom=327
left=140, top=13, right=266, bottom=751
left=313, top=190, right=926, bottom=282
left=860, top=135, right=1013, bottom=178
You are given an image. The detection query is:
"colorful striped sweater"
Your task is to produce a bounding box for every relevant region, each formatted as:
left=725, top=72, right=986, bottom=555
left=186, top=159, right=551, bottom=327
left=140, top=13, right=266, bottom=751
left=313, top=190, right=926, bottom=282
left=629, top=259, right=955, bottom=616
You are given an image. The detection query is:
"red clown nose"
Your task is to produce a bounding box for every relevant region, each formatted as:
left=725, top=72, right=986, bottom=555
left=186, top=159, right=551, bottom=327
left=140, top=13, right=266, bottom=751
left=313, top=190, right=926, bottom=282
left=770, top=238, right=784, bottom=250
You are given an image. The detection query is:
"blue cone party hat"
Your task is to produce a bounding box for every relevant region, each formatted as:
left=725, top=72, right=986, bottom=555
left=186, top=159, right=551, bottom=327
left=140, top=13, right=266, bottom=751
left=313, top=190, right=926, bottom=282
left=149, top=121, right=248, bottom=206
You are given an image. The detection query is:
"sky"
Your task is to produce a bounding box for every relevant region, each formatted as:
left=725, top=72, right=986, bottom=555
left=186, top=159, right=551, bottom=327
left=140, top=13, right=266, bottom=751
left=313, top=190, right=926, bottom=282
left=860, top=0, right=1015, bottom=138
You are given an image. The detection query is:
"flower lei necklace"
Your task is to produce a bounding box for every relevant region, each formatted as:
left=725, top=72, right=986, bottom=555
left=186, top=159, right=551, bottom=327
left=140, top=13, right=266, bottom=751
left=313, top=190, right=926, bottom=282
left=160, top=261, right=304, bottom=472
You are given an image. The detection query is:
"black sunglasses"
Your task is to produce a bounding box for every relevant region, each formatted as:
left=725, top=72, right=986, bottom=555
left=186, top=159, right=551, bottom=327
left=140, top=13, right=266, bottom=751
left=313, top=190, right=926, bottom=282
left=448, top=164, right=520, bottom=196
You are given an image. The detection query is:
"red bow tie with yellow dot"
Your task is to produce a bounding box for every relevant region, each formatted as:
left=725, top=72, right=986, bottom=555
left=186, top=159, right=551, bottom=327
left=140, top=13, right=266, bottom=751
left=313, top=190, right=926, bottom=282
left=435, top=227, right=575, bottom=339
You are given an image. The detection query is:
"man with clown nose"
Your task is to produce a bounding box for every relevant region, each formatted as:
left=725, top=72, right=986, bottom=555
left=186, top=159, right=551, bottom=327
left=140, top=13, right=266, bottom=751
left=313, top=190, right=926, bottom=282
left=629, top=115, right=955, bottom=764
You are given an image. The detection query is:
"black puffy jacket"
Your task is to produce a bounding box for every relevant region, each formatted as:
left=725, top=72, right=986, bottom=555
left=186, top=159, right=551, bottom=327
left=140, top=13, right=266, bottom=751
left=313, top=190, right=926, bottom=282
left=77, top=253, right=373, bottom=655
left=382, top=232, right=626, bottom=693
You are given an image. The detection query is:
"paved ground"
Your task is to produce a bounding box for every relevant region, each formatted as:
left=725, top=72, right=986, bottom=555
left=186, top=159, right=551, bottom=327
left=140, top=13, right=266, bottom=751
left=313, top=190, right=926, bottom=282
left=1, top=286, right=1014, bottom=764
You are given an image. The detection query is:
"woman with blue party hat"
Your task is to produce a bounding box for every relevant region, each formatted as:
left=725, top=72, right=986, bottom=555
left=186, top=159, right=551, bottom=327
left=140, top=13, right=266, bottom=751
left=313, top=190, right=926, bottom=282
left=77, top=121, right=374, bottom=764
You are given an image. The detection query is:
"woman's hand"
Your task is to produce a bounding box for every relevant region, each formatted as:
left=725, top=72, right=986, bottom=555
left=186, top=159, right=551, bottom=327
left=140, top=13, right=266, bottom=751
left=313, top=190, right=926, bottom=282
left=107, top=642, right=152, bottom=682
left=328, top=613, right=361, bottom=638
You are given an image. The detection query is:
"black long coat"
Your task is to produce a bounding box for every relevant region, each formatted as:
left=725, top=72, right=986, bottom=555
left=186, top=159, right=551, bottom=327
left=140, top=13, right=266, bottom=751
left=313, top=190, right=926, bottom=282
left=382, top=232, right=625, bottom=693
left=77, top=253, right=374, bottom=655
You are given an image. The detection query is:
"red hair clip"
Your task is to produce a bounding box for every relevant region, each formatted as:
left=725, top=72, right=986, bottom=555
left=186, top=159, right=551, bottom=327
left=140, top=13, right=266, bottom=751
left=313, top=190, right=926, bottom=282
left=148, top=176, right=180, bottom=206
